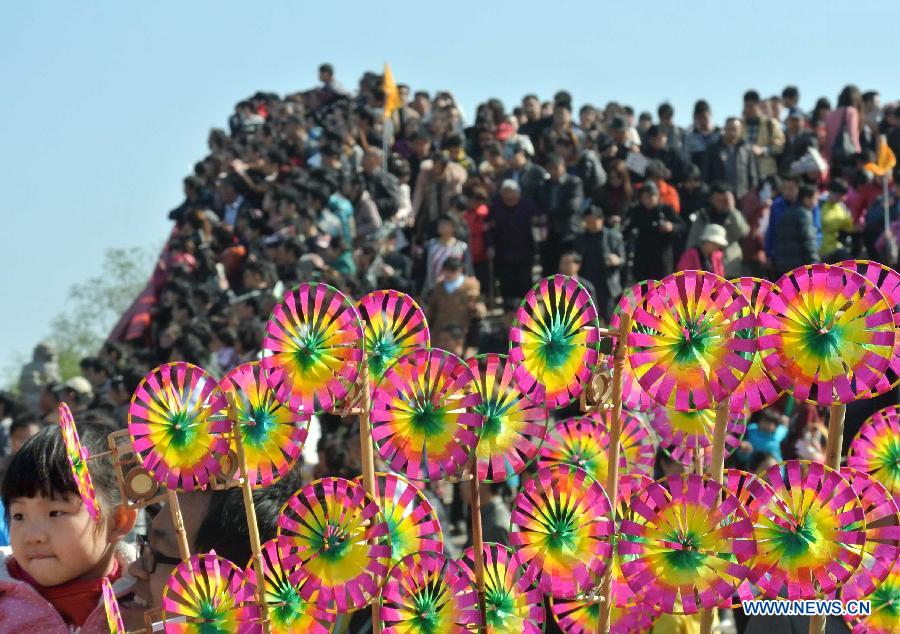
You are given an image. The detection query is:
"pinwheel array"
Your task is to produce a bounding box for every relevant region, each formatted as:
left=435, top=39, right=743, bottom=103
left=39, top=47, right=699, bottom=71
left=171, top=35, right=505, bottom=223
left=538, top=415, right=627, bottom=485
left=357, top=290, right=430, bottom=391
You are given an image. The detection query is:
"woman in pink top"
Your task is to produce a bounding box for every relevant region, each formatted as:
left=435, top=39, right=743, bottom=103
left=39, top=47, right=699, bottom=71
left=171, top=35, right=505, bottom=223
left=823, top=85, right=863, bottom=163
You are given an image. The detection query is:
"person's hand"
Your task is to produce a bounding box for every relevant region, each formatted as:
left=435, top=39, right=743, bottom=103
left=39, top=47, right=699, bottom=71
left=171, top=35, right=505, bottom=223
left=606, top=253, right=622, bottom=267
left=382, top=264, right=395, bottom=277
left=725, top=190, right=736, bottom=210
left=659, top=220, right=673, bottom=233
left=751, top=145, right=766, bottom=157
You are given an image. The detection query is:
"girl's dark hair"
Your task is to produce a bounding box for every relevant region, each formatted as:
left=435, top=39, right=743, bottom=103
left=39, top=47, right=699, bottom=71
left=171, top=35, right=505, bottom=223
left=2, top=422, right=121, bottom=514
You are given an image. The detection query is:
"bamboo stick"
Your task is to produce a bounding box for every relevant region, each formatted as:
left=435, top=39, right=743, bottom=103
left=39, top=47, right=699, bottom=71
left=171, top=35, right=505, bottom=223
left=357, top=362, right=382, bottom=633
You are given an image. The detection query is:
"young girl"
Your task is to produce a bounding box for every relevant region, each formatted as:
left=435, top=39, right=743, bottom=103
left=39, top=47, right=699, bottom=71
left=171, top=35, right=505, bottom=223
left=0, top=421, right=137, bottom=632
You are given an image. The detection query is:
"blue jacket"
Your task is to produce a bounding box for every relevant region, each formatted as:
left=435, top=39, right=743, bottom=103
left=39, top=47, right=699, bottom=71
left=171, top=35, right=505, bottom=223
left=765, top=195, right=822, bottom=259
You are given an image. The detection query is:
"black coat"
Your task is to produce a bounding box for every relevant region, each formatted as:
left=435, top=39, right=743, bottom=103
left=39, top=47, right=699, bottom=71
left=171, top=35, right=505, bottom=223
left=575, top=227, right=625, bottom=299
left=572, top=150, right=607, bottom=202
left=622, top=202, right=684, bottom=282
left=701, top=139, right=760, bottom=199
left=537, top=175, right=584, bottom=242
left=501, top=162, right=548, bottom=203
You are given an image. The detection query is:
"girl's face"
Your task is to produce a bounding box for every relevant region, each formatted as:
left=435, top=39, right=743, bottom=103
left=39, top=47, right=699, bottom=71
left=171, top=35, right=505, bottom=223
left=8, top=494, right=119, bottom=586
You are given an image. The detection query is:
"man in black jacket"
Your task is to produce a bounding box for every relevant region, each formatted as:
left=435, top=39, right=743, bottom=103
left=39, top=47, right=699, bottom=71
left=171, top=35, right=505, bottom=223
left=574, top=206, right=625, bottom=322
left=771, top=183, right=820, bottom=278
left=537, top=153, right=584, bottom=276
left=554, top=135, right=607, bottom=205
left=361, top=147, right=402, bottom=220
left=623, top=182, right=684, bottom=282
left=500, top=141, right=548, bottom=203
left=702, top=117, right=760, bottom=199
left=643, top=125, right=689, bottom=184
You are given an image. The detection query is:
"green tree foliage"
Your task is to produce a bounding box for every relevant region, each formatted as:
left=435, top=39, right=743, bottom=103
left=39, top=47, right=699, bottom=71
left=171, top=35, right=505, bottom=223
left=48, top=246, right=156, bottom=380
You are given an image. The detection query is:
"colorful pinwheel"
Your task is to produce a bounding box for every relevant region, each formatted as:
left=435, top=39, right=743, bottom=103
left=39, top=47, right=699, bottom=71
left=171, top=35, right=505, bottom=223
left=102, top=578, right=126, bottom=634
left=380, top=551, right=481, bottom=633
left=509, top=275, right=600, bottom=409
left=729, top=277, right=784, bottom=414
left=720, top=469, right=781, bottom=608
left=242, top=539, right=335, bottom=634
left=628, top=271, right=755, bottom=411
left=128, top=363, right=230, bottom=492
left=618, top=473, right=755, bottom=614
left=650, top=406, right=747, bottom=467
left=459, top=543, right=545, bottom=633
left=261, top=283, right=364, bottom=414
left=848, top=405, right=900, bottom=498
left=839, top=467, right=900, bottom=596
left=837, top=259, right=900, bottom=396
left=610, top=281, right=661, bottom=412
left=277, top=477, right=390, bottom=612
left=357, top=472, right=443, bottom=565
left=162, top=551, right=258, bottom=632
left=466, top=353, right=548, bottom=482
left=583, top=411, right=656, bottom=476
left=218, top=362, right=309, bottom=488
left=371, top=349, right=483, bottom=481
left=357, top=290, right=430, bottom=391
left=758, top=264, right=896, bottom=405
left=538, top=415, right=627, bottom=486
left=747, top=460, right=866, bottom=600
left=550, top=596, right=661, bottom=634
left=842, top=563, right=900, bottom=634
left=509, top=464, right=614, bottom=598
left=58, top=403, right=101, bottom=522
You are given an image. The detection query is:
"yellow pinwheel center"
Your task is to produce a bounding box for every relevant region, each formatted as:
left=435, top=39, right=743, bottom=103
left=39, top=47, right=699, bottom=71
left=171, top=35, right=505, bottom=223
left=772, top=515, right=818, bottom=561
left=292, top=327, right=327, bottom=371
left=410, top=401, right=445, bottom=437
left=166, top=410, right=198, bottom=449
left=871, top=580, right=900, bottom=617
left=661, top=530, right=707, bottom=572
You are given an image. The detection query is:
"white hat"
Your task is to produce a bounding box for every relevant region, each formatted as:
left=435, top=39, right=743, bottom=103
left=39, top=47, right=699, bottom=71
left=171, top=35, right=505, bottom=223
left=699, top=224, right=728, bottom=248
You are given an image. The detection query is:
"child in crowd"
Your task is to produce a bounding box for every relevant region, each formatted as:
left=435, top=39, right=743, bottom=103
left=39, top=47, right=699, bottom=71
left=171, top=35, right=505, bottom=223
left=0, top=423, right=137, bottom=631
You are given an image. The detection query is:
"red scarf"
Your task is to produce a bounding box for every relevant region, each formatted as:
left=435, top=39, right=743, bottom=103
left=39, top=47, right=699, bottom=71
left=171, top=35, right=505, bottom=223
left=7, top=557, right=120, bottom=627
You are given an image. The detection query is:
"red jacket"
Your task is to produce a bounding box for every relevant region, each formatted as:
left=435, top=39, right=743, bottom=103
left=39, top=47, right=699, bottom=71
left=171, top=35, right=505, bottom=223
left=676, top=247, right=724, bottom=277
left=464, top=204, right=489, bottom=263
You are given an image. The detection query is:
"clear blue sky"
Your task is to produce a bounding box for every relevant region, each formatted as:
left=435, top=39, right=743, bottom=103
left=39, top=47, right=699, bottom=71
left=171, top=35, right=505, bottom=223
left=1, top=0, right=897, bottom=370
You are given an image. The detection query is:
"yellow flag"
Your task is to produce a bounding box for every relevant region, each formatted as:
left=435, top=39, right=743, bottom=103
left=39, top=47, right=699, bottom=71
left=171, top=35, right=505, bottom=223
left=383, top=63, right=402, bottom=119
left=865, top=135, right=897, bottom=176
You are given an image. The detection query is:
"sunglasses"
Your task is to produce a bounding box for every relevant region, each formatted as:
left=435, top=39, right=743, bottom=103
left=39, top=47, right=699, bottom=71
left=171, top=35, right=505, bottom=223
left=137, top=535, right=182, bottom=574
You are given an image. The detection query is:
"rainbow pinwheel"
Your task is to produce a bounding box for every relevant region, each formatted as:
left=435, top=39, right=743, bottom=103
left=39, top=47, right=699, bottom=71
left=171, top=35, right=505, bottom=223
left=628, top=271, right=755, bottom=411
left=839, top=467, right=900, bottom=596
left=371, top=349, right=483, bottom=481
left=356, top=472, right=443, bottom=565
left=459, top=543, right=545, bottom=633
left=242, top=539, right=334, bottom=634
left=719, top=469, right=781, bottom=608
left=261, top=283, right=364, bottom=414
left=162, top=551, right=258, bottom=632
left=538, top=415, right=627, bottom=486
left=128, top=363, right=230, bottom=492
left=508, top=275, right=600, bottom=409
left=650, top=407, right=747, bottom=467
left=218, top=362, right=309, bottom=488
left=747, top=460, right=866, bottom=600
left=837, top=259, right=900, bottom=396
left=758, top=264, right=895, bottom=405
left=611, top=473, right=661, bottom=611
left=618, top=473, right=755, bottom=614
left=102, top=578, right=126, bottom=634
left=379, top=551, right=481, bottom=633
left=842, top=562, right=900, bottom=634
left=466, top=353, right=548, bottom=483
left=276, top=477, right=390, bottom=612
left=584, top=411, right=656, bottom=476
left=58, top=403, right=101, bottom=522
left=729, top=277, right=784, bottom=414
left=509, top=464, right=614, bottom=598
left=848, top=406, right=900, bottom=498
left=357, top=290, right=430, bottom=391
left=610, top=281, right=661, bottom=412
left=550, top=596, right=661, bottom=634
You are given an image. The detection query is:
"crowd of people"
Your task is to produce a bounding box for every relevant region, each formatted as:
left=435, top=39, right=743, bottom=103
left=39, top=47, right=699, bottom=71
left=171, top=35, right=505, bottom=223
left=1, top=65, right=899, bottom=633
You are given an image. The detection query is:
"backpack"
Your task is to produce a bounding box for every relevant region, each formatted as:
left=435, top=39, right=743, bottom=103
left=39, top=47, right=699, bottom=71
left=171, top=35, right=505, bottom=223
left=831, top=107, right=856, bottom=163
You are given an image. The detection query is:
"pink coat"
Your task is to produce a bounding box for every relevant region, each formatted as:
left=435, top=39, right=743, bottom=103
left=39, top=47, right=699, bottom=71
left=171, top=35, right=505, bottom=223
left=0, top=550, right=136, bottom=633
left=676, top=247, right=725, bottom=277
